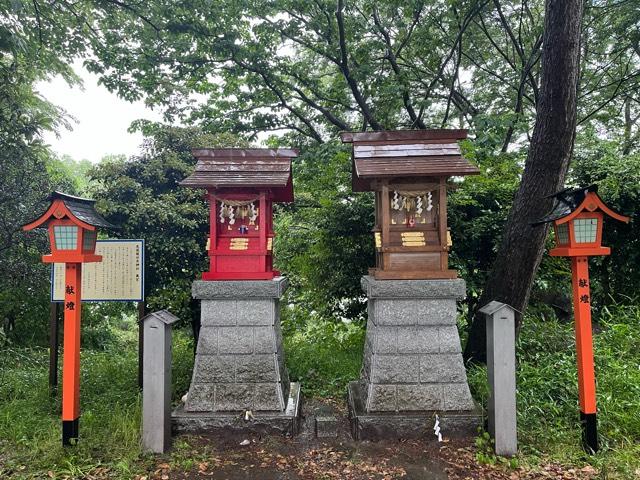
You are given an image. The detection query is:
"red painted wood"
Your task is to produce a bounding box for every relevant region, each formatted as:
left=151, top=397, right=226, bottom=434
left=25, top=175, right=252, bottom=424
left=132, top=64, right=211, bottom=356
left=201, top=189, right=279, bottom=280
left=571, top=256, right=597, bottom=414
left=62, top=263, right=82, bottom=422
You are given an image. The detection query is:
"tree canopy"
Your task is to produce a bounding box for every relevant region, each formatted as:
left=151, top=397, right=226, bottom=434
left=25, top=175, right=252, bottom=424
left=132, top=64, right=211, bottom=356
left=2, top=0, right=639, bottom=349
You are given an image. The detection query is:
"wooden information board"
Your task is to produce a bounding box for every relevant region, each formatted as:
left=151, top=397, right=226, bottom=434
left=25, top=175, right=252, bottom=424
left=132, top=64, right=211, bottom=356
left=51, top=240, right=144, bottom=302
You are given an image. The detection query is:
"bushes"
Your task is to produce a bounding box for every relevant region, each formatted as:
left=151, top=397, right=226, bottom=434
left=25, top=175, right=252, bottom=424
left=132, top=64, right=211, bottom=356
left=468, top=301, right=640, bottom=476
left=283, top=316, right=365, bottom=399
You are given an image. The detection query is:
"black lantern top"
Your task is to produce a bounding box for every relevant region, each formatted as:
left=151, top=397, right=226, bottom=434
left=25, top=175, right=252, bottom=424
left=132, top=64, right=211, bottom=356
left=23, top=191, right=115, bottom=230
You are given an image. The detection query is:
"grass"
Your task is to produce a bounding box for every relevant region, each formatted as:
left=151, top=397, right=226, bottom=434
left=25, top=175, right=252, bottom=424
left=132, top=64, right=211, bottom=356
left=283, top=318, right=365, bottom=398
left=467, top=301, right=640, bottom=478
left=2, top=302, right=640, bottom=478
left=0, top=314, right=194, bottom=479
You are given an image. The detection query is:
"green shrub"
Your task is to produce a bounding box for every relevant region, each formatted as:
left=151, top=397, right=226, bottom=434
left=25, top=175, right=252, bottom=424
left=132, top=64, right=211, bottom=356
left=468, top=302, right=640, bottom=476
left=284, top=317, right=365, bottom=399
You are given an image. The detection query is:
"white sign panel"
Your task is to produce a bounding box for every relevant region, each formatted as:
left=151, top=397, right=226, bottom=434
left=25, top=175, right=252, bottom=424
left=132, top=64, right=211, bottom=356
left=51, top=240, right=144, bottom=302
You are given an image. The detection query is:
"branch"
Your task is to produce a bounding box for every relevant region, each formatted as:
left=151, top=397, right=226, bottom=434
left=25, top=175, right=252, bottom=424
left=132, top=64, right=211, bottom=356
left=100, top=0, right=161, bottom=33
left=336, top=0, right=383, bottom=130
left=289, top=85, right=350, bottom=131
left=395, top=2, right=424, bottom=57
left=442, top=6, right=464, bottom=127
left=417, top=0, right=488, bottom=122
left=372, top=6, right=425, bottom=128
left=32, top=0, right=44, bottom=46
left=578, top=68, right=637, bottom=125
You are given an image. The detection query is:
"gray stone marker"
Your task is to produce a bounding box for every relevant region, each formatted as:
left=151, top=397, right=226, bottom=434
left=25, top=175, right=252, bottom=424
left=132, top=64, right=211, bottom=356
left=480, top=301, right=517, bottom=457
left=172, top=277, right=301, bottom=434
left=348, top=276, right=480, bottom=440
left=141, top=310, right=179, bottom=453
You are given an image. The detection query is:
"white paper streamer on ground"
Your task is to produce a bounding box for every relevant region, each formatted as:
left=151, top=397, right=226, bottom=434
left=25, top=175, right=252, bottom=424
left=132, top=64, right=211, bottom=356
left=434, top=414, right=442, bottom=442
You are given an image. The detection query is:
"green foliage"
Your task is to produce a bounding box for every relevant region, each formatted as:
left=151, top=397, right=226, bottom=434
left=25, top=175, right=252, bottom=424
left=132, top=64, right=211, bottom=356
left=284, top=317, right=364, bottom=399
left=275, top=141, right=374, bottom=323
left=47, top=155, right=95, bottom=195
left=0, top=316, right=194, bottom=479
left=467, top=302, right=640, bottom=477
left=0, top=56, right=78, bottom=346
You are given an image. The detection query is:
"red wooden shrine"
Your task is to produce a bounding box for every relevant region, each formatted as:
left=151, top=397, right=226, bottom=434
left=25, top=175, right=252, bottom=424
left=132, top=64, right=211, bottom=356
left=22, top=192, right=115, bottom=446
left=341, top=130, right=480, bottom=280
left=534, top=185, right=630, bottom=453
left=180, top=148, right=296, bottom=280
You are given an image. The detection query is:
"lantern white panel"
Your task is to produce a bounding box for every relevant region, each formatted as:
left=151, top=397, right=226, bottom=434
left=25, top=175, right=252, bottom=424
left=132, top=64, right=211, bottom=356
left=556, top=223, right=569, bottom=244
left=53, top=225, right=78, bottom=250
left=574, top=218, right=598, bottom=243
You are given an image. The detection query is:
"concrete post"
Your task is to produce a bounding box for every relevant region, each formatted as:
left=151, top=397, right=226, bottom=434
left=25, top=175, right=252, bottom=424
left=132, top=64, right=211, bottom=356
left=141, top=310, right=179, bottom=453
left=479, top=301, right=517, bottom=457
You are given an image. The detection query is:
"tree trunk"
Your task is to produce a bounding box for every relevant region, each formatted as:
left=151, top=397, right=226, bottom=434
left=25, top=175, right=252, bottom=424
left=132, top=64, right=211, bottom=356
left=463, top=0, right=584, bottom=364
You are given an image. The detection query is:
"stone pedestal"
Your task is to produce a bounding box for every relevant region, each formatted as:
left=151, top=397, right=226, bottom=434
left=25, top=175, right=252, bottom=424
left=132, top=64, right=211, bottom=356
left=172, top=277, right=300, bottom=435
left=348, top=276, right=480, bottom=440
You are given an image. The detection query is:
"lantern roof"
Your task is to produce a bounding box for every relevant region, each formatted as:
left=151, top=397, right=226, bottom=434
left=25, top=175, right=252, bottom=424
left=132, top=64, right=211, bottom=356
left=533, top=185, right=630, bottom=226
left=22, top=191, right=116, bottom=231
left=180, top=148, right=296, bottom=202
left=340, top=129, right=480, bottom=192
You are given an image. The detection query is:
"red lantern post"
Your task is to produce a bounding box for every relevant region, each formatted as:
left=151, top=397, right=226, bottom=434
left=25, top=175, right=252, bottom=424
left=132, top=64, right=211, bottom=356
left=535, top=185, right=629, bottom=452
left=23, top=192, right=115, bottom=446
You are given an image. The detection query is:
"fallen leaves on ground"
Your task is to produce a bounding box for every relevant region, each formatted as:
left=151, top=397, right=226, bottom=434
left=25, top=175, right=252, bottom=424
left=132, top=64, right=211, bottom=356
left=141, top=434, right=600, bottom=480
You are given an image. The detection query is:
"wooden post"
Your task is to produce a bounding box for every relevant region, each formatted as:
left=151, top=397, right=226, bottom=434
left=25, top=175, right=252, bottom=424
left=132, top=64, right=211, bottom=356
left=381, top=182, right=390, bottom=250
left=138, top=301, right=146, bottom=390
left=208, top=190, right=217, bottom=273
left=438, top=178, right=448, bottom=271
left=259, top=191, right=267, bottom=272
left=62, top=263, right=82, bottom=446
left=49, top=302, right=60, bottom=390
left=571, top=256, right=598, bottom=452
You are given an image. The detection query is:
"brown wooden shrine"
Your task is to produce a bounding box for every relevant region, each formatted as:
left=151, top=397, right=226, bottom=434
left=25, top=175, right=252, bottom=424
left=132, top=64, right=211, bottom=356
left=180, top=148, right=296, bottom=280
left=341, top=130, right=479, bottom=280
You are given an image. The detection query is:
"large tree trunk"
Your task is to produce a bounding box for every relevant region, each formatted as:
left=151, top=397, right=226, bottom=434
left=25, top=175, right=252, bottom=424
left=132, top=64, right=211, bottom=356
left=463, top=0, right=584, bottom=364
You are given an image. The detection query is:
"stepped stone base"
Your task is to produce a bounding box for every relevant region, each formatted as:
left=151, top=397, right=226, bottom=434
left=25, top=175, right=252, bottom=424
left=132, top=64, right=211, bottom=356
left=347, top=381, right=480, bottom=440
left=175, top=277, right=300, bottom=434
left=173, top=382, right=301, bottom=435
left=349, top=276, right=480, bottom=439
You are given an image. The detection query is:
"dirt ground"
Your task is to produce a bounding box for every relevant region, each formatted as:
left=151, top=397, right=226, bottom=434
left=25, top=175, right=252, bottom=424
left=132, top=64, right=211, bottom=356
left=134, top=400, right=598, bottom=480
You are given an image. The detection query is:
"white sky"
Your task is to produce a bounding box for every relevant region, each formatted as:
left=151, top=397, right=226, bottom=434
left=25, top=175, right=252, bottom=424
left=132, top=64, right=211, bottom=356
left=36, top=63, right=163, bottom=164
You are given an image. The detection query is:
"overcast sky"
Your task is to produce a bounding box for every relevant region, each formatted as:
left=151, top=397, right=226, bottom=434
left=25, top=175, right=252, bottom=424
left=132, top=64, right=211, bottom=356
left=36, top=63, right=163, bottom=164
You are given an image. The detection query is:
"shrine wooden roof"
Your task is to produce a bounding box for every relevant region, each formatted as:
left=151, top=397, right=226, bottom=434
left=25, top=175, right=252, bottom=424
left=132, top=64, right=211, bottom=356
left=340, top=130, right=480, bottom=192
left=180, top=148, right=296, bottom=202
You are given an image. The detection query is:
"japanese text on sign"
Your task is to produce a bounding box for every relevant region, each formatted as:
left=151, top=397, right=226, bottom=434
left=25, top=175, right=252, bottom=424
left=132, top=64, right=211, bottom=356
left=52, top=240, right=144, bottom=302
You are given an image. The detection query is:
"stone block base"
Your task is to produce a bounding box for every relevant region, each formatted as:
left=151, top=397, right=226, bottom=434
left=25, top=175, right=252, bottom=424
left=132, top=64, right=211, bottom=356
left=347, top=381, right=480, bottom=441
left=173, top=382, right=301, bottom=436
left=185, top=278, right=293, bottom=414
